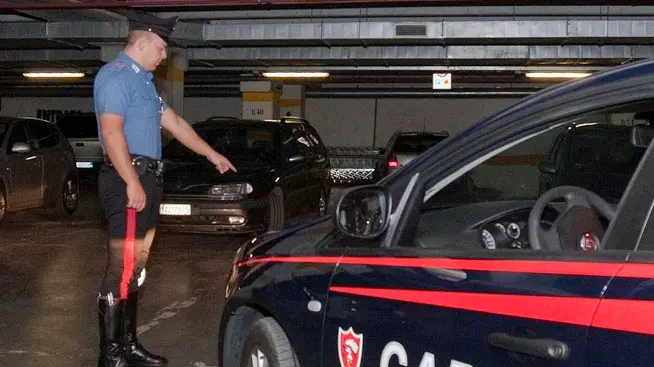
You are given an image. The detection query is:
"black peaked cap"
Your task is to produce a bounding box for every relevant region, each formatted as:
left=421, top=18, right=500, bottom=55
left=125, top=9, right=178, bottom=43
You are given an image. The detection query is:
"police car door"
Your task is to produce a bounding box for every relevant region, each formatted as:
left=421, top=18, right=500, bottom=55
left=582, top=129, right=654, bottom=367
left=321, top=109, right=645, bottom=367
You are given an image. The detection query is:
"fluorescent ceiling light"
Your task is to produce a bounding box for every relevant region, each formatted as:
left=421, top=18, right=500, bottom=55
left=23, top=72, right=85, bottom=78
left=525, top=72, right=591, bottom=79
left=263, top=72, right=329, bottom=78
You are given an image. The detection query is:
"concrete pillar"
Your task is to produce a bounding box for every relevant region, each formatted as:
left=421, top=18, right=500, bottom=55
left=280, top=85, right=305, bottom=118
left=240, top=81, right=282, bottom=120
left=154, top=47, right=186, bottom=117
left=154, top=48, right=186, bottom=143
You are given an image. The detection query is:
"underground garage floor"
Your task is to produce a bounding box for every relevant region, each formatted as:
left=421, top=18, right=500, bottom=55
left=0, top=178, right=343, bottom=367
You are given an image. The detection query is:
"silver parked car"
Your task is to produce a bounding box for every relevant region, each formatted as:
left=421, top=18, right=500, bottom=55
left=0, top=116, right=79, bottom=223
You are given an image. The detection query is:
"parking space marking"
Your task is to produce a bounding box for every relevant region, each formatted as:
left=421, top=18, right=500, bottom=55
left=137, top=297, right=199, bottom=335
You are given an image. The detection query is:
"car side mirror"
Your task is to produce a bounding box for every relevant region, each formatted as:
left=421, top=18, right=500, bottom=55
left=538, top=160, right=557, bottom=175
left=287, top=154, right=306, bottom=163
left=11, top=142, right=31, bottom=153
left=334, top=186, right=391, bottom=239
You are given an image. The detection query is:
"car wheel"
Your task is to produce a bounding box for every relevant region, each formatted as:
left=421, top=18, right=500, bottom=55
left=240, top=318, right=299, bottom=367
left=267, top=189, right=284, bottom=231
left=56, top=174, right=78, bottom=215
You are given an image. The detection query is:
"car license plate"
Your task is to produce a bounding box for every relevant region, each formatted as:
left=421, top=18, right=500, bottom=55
left=76, top=161, right=94, bottom=169
left=159, top=204, right=191, bottom=216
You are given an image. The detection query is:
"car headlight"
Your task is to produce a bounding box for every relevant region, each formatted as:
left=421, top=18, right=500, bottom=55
left=210, top=183, right=253, bottom=197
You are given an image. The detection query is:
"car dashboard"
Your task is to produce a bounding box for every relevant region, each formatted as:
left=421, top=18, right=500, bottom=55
left=414, top=200, right=560, bottom=250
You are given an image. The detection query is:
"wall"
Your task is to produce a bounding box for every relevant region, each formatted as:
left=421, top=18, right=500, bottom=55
left=0, top=96, right=520, bottom=148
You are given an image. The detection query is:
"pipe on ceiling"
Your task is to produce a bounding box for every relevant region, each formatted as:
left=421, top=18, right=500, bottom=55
left=0, top=0, right=639, bottom=10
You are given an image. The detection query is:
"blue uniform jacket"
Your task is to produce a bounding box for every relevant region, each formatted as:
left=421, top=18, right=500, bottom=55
left=93, top=51, right=168, bottom=160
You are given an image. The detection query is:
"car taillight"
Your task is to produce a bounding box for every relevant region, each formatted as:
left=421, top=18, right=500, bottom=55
left=388, top=155, right=399, bottom=168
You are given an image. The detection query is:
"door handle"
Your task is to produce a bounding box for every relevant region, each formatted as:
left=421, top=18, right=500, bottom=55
left=487, top=333, right=569, bottom=360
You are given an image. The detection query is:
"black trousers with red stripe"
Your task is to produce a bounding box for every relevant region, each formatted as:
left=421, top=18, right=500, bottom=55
left=97, top=165, right=163, bottom=299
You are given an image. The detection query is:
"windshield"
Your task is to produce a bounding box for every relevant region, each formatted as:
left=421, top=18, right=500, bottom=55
left=393, top=134, right=448, bottom=154
left=164, top=124, right=278, bottom=163
left=56, top=114, right=98, bottom=139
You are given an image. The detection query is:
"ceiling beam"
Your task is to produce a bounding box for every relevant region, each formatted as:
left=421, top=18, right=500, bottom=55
left=2, top=0, right=654, bottom=10
left=0, top=19, right=654, bottom=46
left=188, top=45, right=654, bottom=62
left=0, top=45, right=647, bottom=65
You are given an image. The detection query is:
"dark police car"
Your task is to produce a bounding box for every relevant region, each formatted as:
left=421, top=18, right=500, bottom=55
left=218, top=59, right=654, bottom=367
left=158, top=116, right=330, bottom=234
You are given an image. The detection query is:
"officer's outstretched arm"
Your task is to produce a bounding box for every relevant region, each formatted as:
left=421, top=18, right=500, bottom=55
left=161, top=108, right=237, bottom=174
left=161, top=108, right=215, bottom=157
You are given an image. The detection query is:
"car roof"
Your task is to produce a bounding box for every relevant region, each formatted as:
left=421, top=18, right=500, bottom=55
left=396, top=131, right=449, bottom=136
left=194, top=116, right=310, bottom=128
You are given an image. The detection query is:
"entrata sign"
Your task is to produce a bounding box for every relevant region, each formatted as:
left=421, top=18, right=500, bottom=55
left=433, top=72, right=452, bottom=90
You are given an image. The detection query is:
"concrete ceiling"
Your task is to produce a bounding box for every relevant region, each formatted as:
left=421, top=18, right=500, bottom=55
left=0, top=3, right=653, bottom=97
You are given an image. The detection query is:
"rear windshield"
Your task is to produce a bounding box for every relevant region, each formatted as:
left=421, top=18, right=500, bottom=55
left=567, top=128, right=645, bottom=174
left=56, top=114, right=98, bottom=139
left=392, top=134, right=448, bottom=154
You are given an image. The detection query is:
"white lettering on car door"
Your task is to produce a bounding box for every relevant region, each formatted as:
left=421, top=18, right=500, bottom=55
left=379, top=341, right=472, bottom=367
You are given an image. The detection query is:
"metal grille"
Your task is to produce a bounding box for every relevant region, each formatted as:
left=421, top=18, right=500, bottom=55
left=395, top=24, right=428, bottom=37
left=327, top=146, right=382, bottom=185
left=329, top=168, right=376, bottom=185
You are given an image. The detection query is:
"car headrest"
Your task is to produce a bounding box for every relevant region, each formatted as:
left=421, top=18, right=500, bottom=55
left=631, top=124, right=654, bottom=148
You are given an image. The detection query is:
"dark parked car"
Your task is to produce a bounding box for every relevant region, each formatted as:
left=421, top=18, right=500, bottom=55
left=374, top=130, right=449, bottom=180
left=158, top=116, right=330, bottom=234
left=538, top=122, right=648, bottom=203
left=0, top=116, right=78, bottom=223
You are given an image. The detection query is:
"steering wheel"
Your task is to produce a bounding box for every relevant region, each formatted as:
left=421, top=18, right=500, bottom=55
left=528, top=185, right=615, bottom=250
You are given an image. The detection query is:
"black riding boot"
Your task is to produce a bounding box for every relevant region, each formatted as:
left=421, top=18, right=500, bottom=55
left=98, top=294, right=129, bottom=367
left=123, top=291, right=168, bottom=366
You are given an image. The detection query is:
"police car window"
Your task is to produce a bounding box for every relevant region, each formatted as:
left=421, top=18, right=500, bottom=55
left=412, top=103, right=652, bottom=252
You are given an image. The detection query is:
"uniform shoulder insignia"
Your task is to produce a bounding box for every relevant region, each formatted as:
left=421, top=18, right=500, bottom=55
left=110, top=61, right=126, bottom=72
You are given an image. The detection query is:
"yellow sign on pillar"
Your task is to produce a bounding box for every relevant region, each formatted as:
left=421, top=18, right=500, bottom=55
left=241, top=81, right=282, bottom=120
left=280, top=85, right=305, bottom=118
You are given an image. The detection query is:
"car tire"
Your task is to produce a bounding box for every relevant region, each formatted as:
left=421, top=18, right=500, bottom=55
left=240, top=317, right=300, bottom=367
left=56, top=174, right=78, bottom=216
left=267, top=189, right=284, bottom=231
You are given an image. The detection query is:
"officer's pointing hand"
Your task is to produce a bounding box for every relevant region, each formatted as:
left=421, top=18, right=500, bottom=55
left=207, top=151, right=237, bottom=174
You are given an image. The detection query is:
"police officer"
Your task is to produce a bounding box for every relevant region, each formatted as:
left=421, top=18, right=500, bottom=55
left=93, top=10, right=236, bottom=367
